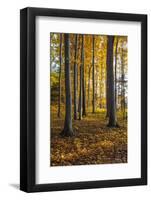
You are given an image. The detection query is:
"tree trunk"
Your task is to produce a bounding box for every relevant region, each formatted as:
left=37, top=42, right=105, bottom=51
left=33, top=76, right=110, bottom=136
left=121, top=42, right=125, bottom=120
left=92, top=35, right=95, bottom=113
left=107, top=36, right=117, bottom=127
left=77, top=35, right=80, bottom=92
left=100, top=62, right=104, bottom=109
left=95, top=67, right=98, bottom=108
left=58, top=33, right=62, bottom=117
left=100, top=64, right=102, bottom=108
left=114, top=37, right=118, bottom=111
left=79, top=35, right=83, bottom=120
left=82, top=35, right=86, bottom=116
left=60, top=34, right=74, bottom=136
left=74, top=34, right=78, bottom=120
left=106, top=61, right=110, bottom=118
left=87, top=66, right=91, bottom=109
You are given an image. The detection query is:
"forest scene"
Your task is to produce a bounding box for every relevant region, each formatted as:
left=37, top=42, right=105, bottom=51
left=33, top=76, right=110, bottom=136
left=50, top=33, right=128, bottom=166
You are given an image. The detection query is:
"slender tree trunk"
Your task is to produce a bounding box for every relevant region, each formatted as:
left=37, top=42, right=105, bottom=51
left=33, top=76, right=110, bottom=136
left=114, top=37, right=118, bottom=111
left=100, top=64, right=102, bottom=108
left=100, top=63, right=103, bottom=108
left=84, top=78, right=87, bottom=110
left=78, top=36, right=81, bottom=113
left=79, top=35, right=83, bottom=120
left=60, top=34, right=74, bottom=136
left=92, top=35, right=95, bottom=113
left=95, top=67, right=98, bottom=108
left=74, top=34, right=78, bottom=120
left=106, top=61, right=110, bottom=118
left=82, top=35, right=86, bottom=116
left=50, top=34, right=52, bottom=120
left=58, top=33, right=62, bottom=117
left=87, top=66, right=91, bottom=109
left=121, top=43, right=125, bottom=120
left=107, top=36, right=117, bottom=127
left=77, top=35, right=80, bottom=92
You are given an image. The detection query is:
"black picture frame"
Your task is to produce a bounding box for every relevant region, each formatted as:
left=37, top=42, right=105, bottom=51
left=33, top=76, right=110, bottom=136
left=20, top=7, right=147, bottom=192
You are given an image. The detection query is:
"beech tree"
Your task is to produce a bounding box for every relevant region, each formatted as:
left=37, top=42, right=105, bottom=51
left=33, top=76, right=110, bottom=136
left=79, top=35, right=83, bottom=120
left=60, top=34, right=74, bottom=136
left=92, top=35, right=95, bottom=113
left=87, top=65, right=91, bottom=108
left=114, top=37, right=119, bottom=110
left=74, top=34, right=78, bottom=120
left=107, top=36, right=117, bottom=127
left=82, top=35, right=86, bottom=116
left=121, top=41, right=126, bottom=120
left=58, top=33, right=62, bottom=117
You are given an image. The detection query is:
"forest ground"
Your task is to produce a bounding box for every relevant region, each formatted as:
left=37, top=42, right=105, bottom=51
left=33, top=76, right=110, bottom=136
left=51, top=106, right=127, bottom=166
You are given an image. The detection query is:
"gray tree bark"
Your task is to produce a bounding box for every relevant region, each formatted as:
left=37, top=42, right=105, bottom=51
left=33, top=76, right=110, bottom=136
left=121, top=42, right=125, bottom=120
left=87, top=66, right=91, bottom=109
left=60, top=34, right=74, bottom=136
left=92, top=35, right=95, bottom=113
left=74, top=34, right=78, bottom=120
left=58, top=33, right=62, bottom=118
left=82, top=35, right=86, bottom=116
left=106, top=58, right=110, bottom=118
left=79, top=35, right=83, bottom=120
left=114, top=37, right=119, bottom=111
left=107, top=36, right=117, bottom=127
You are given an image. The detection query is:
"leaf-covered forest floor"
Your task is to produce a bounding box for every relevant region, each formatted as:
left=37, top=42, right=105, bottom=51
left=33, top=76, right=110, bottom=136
left=51, top=107, right=127, bottom=166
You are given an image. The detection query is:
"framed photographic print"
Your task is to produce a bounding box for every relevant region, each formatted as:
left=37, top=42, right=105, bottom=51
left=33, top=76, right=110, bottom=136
left=20, top=7, right=147, bottom=192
